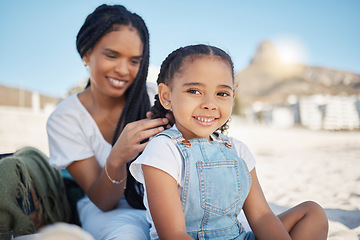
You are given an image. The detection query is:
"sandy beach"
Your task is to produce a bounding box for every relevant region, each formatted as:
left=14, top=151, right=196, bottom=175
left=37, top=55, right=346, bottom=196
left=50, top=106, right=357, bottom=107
left=1, top=108, right=359, bottom=239
left=229, top=117, right=360, bottom=239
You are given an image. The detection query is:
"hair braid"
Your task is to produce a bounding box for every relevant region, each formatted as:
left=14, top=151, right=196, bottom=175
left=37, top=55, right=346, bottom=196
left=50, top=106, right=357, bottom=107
left=150, top=49, right=180, bottom=120
left=76, top=4, right=150, bottom=209
left=112, top=11, right=150, bottom=210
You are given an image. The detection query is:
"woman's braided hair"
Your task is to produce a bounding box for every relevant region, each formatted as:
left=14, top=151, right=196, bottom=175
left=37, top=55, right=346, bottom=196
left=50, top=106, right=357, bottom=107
left=76, top=4, right=150, bottom=209
left=151, top=44, right=234, bottom=133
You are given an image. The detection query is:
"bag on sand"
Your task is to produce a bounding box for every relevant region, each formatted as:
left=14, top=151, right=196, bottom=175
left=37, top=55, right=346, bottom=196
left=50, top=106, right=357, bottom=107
left=0, top=147, right=70, bottom=237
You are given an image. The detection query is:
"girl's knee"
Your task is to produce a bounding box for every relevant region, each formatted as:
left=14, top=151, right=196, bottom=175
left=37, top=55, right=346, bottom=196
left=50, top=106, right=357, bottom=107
left=301, top=201, right=328, bottom=229
left=301, top=201, right=325, bottom=216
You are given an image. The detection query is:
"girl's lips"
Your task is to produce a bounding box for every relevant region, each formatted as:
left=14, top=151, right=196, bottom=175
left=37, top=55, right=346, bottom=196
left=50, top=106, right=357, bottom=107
left=108, top=77, right=127, bottom=88
left=193, top=116, right=217, bottom=126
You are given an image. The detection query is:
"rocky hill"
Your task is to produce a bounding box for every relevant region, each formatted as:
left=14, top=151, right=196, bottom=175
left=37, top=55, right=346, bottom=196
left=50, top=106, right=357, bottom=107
left=235, top=41, right=360, bottom=106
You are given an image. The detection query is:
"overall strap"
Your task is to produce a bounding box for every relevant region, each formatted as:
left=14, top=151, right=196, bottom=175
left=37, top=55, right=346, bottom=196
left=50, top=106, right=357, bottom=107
left=215, top=132, right=230, bottom=142
left=155, top=128, right=184, bottom=141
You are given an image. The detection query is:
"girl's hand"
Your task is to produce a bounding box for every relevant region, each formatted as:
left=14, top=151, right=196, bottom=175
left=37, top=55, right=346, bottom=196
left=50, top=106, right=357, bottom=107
left=108, top=117, right=169, bottom=166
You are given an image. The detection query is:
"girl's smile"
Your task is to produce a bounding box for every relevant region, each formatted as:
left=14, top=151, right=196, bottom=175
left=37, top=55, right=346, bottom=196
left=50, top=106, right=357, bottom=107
left=193, top=116, right=217, bottom=124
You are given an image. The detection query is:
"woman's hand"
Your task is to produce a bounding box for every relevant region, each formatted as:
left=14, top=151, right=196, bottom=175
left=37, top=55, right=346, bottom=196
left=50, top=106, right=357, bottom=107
left=146, top=111, right=175, bottom=129
left=108, top=117, right=169, bottom=166
left=68, top=117, right=169, bottom=211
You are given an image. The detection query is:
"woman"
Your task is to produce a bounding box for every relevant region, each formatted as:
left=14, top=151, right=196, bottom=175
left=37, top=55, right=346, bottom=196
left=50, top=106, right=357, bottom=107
left=47, top=4, right=169, bottom=239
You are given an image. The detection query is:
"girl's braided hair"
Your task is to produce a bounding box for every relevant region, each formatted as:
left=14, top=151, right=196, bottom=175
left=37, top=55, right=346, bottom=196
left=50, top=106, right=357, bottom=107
left=151, top=44, right=234, bottom=133
left=76, top=4, right=150, bottom=209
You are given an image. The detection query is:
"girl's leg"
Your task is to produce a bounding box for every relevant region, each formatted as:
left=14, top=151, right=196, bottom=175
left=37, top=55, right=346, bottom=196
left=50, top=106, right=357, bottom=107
left=278, top=201, right=328, bottom=240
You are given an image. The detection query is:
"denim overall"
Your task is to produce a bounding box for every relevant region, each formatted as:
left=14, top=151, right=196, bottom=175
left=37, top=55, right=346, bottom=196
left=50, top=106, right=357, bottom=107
left=158, top=129, right=255, bottom=240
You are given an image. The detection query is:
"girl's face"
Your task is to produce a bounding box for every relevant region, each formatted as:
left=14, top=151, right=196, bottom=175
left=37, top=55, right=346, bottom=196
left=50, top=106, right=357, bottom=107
left=83, top=25, right=143, bottom=99
left=160, top=56, right=234, bottom=140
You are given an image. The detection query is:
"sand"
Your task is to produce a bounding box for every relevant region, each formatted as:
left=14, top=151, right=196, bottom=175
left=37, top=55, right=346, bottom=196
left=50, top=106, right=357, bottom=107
left=228, top=117, right=360, bottom=239
left=1, top=108, right=359, bottom=239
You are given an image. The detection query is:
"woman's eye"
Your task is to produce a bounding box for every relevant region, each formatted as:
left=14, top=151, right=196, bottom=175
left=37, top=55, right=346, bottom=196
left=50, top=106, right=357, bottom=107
left=187, top=89, right=200, bottom=95
left=106, top=54, right=116, bottom=59
left=131, top=60, right=140, bottom=65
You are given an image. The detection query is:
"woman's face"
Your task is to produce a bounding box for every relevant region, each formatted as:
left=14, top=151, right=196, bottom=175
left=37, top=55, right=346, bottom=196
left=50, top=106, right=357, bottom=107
left=83, top=25, right=143, bottom=98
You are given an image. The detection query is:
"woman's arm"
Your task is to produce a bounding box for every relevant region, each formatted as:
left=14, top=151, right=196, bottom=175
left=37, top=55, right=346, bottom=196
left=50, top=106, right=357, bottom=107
left=66, top=155, right=127, bottom=211
left=67, top=117, right=169, bottom=211
left=143, top=165, right=193, bottom=240
left=243, top=168, right=291, bottom=240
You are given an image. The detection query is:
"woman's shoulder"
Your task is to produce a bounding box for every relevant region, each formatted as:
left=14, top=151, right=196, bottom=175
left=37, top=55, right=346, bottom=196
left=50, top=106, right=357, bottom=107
left=47, top=93, right=89, bottom=127
left=50, top=94, right=82, bottom=116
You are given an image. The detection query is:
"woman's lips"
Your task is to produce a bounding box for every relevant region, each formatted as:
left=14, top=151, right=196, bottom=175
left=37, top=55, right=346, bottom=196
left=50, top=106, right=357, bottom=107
left=108, top=77, right=126, bottom=88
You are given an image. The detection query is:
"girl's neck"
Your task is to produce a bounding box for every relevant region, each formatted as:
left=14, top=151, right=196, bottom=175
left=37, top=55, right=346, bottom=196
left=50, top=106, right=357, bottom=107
left=175, top=124, right=212, bottom=142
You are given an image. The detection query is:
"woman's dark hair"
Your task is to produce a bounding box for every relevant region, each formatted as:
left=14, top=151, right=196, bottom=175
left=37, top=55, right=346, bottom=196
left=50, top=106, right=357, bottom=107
left=151, top=44, right=234, bottom=133
left=76, top=4, right=150, bottom=209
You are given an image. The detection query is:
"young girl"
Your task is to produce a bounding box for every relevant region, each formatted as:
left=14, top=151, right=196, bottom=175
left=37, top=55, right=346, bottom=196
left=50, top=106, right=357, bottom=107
left=130, top=44, right=328, bottom=239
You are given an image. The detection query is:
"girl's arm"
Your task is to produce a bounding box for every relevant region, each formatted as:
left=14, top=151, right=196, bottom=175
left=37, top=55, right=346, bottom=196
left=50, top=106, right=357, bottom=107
left=143, top=165, right=193, bottom=240
left=243, top=168, right=291, bottom=240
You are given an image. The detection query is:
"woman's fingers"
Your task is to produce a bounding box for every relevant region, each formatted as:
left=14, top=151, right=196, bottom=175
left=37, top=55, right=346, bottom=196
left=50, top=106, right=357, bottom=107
left=112, top=117, right=170, bottom=163
left=134, top=125, right=165, bottom=142
left=116, top=118, right=168, bottom=149
left=146, top=111, right=153, bottom=119
left=165, top=112, right=175, bottom=127
left=126, top=117, right=168, bottom=133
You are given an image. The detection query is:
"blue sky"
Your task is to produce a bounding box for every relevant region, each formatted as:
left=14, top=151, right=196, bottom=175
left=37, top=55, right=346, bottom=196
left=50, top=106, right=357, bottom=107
left=0, top=0, right=359, bottom=97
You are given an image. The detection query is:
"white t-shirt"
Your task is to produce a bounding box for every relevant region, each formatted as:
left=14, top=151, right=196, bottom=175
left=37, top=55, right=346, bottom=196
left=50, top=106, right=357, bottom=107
left=47, top=82, right=157, bottom=169
left=130, top=125, right=256, bottom=239
left=46, top=83, right=157, bottom=239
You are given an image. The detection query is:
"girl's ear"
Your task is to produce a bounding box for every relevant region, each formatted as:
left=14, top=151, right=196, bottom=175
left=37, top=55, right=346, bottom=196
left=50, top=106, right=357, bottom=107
left=158, top=83, right=172, bottom=110
left=82, top=54, right=89, bottom=67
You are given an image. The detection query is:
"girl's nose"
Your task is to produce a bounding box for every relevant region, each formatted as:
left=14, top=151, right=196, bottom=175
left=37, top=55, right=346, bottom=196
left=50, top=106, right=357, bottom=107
left=115, top=60, right=129, bottom=76
left=201, top=96, right=217, bottom=110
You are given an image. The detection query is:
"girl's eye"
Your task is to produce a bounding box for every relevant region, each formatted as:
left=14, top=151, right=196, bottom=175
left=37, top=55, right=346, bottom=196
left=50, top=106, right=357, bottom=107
left=187, top=89, right=200, bottom=95
left=217, top=92, right=230, bottom=97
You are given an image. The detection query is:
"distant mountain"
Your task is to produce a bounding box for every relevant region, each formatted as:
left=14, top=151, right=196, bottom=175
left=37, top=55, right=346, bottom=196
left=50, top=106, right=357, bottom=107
left=235, top=41, right=360, bottom=106
left=0, top=85, right=59, bottom=108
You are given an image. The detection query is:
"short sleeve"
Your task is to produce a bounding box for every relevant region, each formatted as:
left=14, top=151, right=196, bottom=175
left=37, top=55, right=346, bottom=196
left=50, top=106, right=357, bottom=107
left=130, top=136, right=183, bottom=185
left=47, top=98, right=95, bottom=169
left=229, top=137, right=256, bottom=172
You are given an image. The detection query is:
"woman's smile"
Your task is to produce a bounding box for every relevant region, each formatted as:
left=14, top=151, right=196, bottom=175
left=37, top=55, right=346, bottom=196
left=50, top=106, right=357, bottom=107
left=108, top=77, right=127, bottom=88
